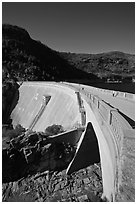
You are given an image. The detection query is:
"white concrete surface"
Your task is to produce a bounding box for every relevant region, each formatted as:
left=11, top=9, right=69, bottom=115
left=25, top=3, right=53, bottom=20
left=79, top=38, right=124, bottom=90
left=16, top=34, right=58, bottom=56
left=11, top=82, right=82, bottom=132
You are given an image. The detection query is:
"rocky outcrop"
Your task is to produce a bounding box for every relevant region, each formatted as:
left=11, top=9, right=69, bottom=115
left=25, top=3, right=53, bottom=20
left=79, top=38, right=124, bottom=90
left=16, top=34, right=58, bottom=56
left=2, top=123, right=103, bottom=202
left=2, top=163, right=103, bottom=202
left=2, top=24, right=98, bottom=82
left=2, top=128, right=76, bottom=183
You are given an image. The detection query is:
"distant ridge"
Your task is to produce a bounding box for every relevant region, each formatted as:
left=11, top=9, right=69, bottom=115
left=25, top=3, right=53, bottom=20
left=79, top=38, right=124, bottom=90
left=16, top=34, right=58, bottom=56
left=59, top=51, right=135, bottom=81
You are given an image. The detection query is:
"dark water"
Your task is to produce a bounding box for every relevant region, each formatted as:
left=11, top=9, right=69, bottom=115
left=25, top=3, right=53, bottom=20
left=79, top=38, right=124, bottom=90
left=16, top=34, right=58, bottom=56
left=67, top=79, right=135, bottom=94
left=93, top=82, right=135, bottom=94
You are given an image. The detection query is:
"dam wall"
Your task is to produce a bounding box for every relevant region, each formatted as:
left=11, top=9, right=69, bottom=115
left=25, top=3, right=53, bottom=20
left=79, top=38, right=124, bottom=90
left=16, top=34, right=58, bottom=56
left=11, top=82, right=82, bottom=132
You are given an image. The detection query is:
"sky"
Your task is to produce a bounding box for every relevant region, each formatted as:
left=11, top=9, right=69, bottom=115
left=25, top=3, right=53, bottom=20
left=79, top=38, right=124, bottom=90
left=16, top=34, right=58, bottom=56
left=2, top=2, right=135, bottom=54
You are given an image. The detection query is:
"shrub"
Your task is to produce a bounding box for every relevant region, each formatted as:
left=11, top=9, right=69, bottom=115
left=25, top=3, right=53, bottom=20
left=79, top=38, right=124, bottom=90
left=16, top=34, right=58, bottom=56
left=45, top=124, right=64, bottom=136
left=2, top=124, right=25, bottom=140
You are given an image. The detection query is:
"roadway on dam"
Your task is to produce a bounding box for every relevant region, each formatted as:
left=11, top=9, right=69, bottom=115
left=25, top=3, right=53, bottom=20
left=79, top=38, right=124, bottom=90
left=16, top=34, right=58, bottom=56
left=88, top=87, right=134, bottom=121
left=68, top=83, right=135, bottom=122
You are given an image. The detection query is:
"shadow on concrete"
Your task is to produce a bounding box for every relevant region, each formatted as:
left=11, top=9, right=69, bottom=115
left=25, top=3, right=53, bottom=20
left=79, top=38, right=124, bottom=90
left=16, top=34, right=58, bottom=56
left=102, top=101, right=135, bottom=129
left=67, top=79, right=135, bottom=94
left=67, top=122, right=100, bottom=174
left=118, top=110, right=135, bottom=129
left=2, top=128, right=82, bottom=183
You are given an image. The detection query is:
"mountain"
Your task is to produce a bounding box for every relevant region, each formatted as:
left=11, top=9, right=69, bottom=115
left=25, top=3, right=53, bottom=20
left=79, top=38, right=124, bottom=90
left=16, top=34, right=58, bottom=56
left=59, top=51, right=135, bottom=82
left=2, top=24, right=98, bottom=83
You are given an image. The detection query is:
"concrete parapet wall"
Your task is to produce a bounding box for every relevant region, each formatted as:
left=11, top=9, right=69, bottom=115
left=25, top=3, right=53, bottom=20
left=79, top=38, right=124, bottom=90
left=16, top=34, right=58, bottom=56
left=90, top=86, right=134, bottom=101
left=64, top=82, right=135, bottom=102
left=80, top=97, right=118, bottom=201
left=78, top=87, right=134, bottom=201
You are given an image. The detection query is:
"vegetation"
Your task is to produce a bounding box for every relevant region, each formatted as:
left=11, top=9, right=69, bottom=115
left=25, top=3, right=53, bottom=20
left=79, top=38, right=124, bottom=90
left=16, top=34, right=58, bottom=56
left=45, top=124, right=64, bottom=136
left=2, top=124, right=25, bottom=140
left=59, top=51, right=135, bottom=82
left=2, top=123, right=76, bottom=184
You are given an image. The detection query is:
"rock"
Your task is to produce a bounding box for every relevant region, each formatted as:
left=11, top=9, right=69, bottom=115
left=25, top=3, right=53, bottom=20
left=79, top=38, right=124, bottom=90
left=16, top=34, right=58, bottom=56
left=83, top=177, right=90, bottom=185
left=54, top=183, right=60, bottom=192
left=3, top=163, right=103, bottom=202
left=78, top=194, right=89, bottom=201
left=3, top=121, right=103, bottom=202
left=61, top=190, right=68, bottom=199
left=12, top=182, right=19, bottom=192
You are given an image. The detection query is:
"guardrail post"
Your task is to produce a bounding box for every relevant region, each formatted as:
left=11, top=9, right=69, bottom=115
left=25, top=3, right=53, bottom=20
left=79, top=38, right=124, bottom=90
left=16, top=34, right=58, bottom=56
left=108, top=110, right=112, bottom=125
left=97, top=99, right=100, bottom=109
left=108, top=108, right=118, bottom=125
left=75, top=91, right=84, bottom=108
left=81, top=109, right=86, bottom=126
left=93, top=96, right=95, bottom=103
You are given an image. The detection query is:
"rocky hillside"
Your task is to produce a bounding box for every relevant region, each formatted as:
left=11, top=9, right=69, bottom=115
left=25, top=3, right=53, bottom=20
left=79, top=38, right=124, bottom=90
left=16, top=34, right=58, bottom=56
left=2, top=24, right=97, bottom=83
left=59, top=51, right=135, bottom=82
left=2, top=123, right=103, bottom=202
left=3, top=163, right=103, bottom=202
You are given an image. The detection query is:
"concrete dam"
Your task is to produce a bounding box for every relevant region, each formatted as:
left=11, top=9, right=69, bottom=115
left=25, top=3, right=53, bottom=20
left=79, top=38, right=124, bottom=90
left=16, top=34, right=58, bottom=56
left=10, top=81, right=135, bottom=202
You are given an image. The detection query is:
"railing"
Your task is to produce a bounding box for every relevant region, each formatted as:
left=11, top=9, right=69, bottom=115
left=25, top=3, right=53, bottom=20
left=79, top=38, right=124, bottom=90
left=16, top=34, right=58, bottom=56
left=75, top=91, right=86, bottom=127
left=79, top=88, right=130, bottom=200
left=80, top=89, right=125, bottom=155
left=88, top=86, right=135, bottom=101
left=59, top=82, right=132, bottom=159
left=64, top=82, right=135, bottom=102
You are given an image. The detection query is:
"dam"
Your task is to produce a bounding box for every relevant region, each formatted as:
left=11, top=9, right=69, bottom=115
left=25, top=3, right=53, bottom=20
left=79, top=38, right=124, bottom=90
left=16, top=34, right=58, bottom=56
left=6, top=81, right=135, bottom=201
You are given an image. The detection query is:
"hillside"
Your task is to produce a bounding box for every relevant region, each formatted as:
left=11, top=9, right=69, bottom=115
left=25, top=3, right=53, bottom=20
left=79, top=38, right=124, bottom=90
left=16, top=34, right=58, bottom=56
left=3, top=24, right=135, bottom=84
left=2, top=24, right=98, bottom=83
left=59, top=51, right=135, bottom=82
